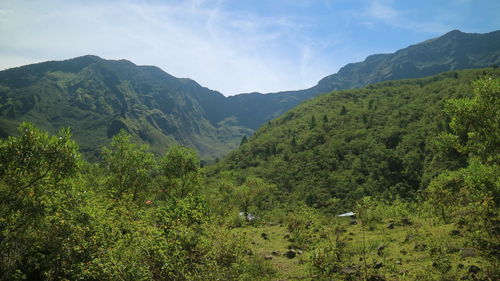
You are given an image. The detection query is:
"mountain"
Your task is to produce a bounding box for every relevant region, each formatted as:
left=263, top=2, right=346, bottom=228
left=223, top=29, right=500, bottom=129
left=0, top=55, right=251, bottom=161
left=210, top=67, right=500, bottom=209
left=0, top=30, right=499, bottom=161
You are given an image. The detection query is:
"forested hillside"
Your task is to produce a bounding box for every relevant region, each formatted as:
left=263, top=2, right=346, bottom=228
left=211, top=68, right=499, bottom=211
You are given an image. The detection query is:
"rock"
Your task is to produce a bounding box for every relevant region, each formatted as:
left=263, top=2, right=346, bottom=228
left=264, top=255, right=273, bottom=260
left=414, top=243, right=427, bottom=251
left=271, top=251, right=280, bottom=256
left=468, top=265, right=481, bottom=274
left=399, top=269, right=409, bottom=276
left=403, top=234, right=415, bottom=243
left=401, top=218, right=412, bottom=225
left=285, top=250, right=296, bottom=259
left=296, top=250, right=303, bottom=255
left=367, top=275, right=386, bottom=281
left=386, top=222, right=395, bottom=229
left=377, top=245, right=385, bottom=256
left=460, top=247, right=478, bottom=258
left=374, top=262, right=383, bottom=269
left=349, top=220, right=357, bottom=225
left=261, top=233, right=269, bottom=240
left=395, top=260, right=402, bottom=265
left=341, top=265, right=360, bottom=275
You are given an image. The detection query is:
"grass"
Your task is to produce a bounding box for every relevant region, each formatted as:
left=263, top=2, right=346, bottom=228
left=231, top=214, right=496, bottom=280
left=232, top=224, right=312, bottom=280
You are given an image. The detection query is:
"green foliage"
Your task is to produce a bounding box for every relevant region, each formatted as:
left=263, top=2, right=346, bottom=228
left=101, top=130, right=155, bottom=201
left=0, top=122, right=80, bottom=227
left=441, top=76, right=500, bottom=164
left=0, top=123, right=81, bottom=280
left=158, top=146, right=201, bottom=198
left=240, top=135, right=248, bottom=146
left=213, top=68, right=500, bottom=210
left=426, top=74, right=500, bottom=269
left=0, top=123, right=278, bottom=281
left=284, top=205, right=323, bottom=250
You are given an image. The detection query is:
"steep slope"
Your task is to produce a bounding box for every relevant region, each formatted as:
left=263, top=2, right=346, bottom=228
left=0, top=56, right=251, bottom=161
left=224, top=29, right=500, bottom=129
left=0, top=30, right=498, bottom=161
left=211, top=68, right=500, bottom=209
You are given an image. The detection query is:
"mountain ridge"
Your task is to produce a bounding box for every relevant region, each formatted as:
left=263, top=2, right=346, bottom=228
left=0, top=29, right=499, bottom=161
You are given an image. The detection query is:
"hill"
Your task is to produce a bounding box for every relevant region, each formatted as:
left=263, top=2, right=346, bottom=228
left=224, top=29, right=500, bottom=130
left=211, top=67, right=500, bottom=210
left=0, top=55, right=251, bottom=161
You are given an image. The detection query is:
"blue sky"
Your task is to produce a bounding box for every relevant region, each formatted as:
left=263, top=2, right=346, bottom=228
left=0, top=0, right=498, bottom=95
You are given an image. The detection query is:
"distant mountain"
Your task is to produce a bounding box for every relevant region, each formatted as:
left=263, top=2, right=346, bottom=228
left=212, top=68, right=500, bottom=208
left=0, top=30, right=498, bottom=161
left=224, top=29, right=500, bottom=129
left=0, top=55, right=251, bottom=161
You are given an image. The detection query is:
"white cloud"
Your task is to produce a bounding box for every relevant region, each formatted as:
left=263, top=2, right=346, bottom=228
left=0, top=0, right=335, bottom=95
left=360, top=0, right=451, bottom=34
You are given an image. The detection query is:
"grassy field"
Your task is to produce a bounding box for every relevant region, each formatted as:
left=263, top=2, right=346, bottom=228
left=232, top=214, right=496, bottom=280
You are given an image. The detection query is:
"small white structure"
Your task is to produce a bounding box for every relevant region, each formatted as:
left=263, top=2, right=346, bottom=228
left=337, top=211, right=356, bottom=217
left=239, top=211, right=256, bottom=221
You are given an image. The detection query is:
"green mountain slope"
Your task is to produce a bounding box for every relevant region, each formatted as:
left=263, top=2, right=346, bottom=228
left=224, top=29, right=500, bottom=130
left=0, top=56, right=251, bottom=161
left=211, top=68, right=500, bottom=210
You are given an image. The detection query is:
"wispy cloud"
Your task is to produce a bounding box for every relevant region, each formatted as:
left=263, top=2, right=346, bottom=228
left=0, top=0, right=497, bottom=95
left=0, top=0, right=335, bottom=95
left=357, top=0, right=451, bottom=33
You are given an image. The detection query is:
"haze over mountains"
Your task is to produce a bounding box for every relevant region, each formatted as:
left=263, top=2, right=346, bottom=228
left=0, top=29, right=499, bottom=161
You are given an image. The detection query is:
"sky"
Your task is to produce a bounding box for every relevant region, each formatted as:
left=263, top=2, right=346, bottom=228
left=0, top=0, right=499, bottom=96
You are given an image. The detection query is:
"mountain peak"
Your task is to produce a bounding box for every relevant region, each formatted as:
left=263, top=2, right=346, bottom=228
left=444, top=29, right=464, bottom=36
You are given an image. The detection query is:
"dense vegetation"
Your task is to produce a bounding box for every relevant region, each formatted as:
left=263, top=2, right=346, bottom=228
left=0, top=124, right=279, bottom=281
left=212, top=68, right=499, bottom=212
left=1, top=67, right=498, bottom=280
left=1, top=30, right=499, bottom=163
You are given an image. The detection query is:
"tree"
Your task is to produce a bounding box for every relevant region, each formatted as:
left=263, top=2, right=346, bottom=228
left=441, top=76, right=500, bottom=165
left=240, top=135, right=248, bottom=146
left=0, top=123, right=80, bottom=280
left=427, top=76, right=500, bottom=263
left=158, top=146, right=201, bottom=198
left=101, top=130, right=155, bottom=201
left=340, top=105, right=348, bottom=115
left=309, top=115, right=317, bottom=129
left=0, top=122, right=80, bottom=220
